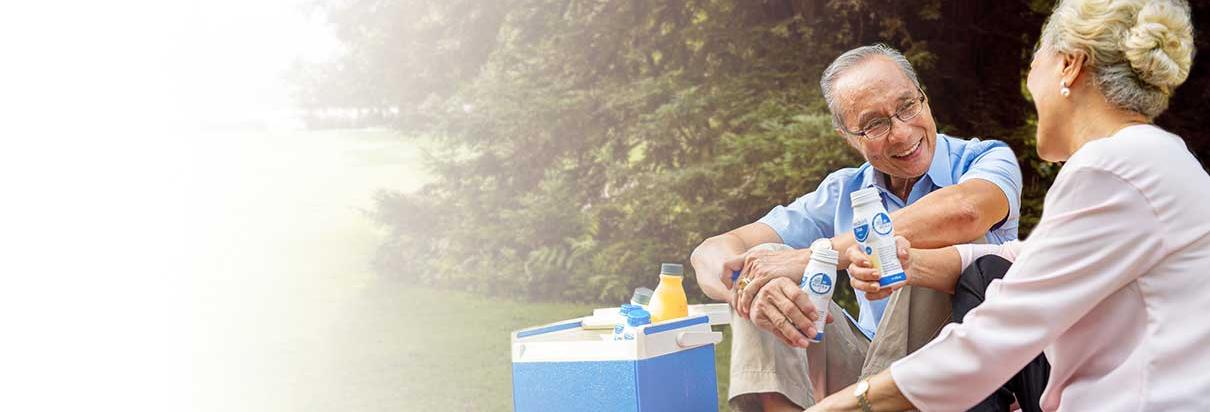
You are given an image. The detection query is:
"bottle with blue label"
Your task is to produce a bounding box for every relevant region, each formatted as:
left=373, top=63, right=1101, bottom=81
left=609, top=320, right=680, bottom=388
left=850, top=187, right=907, bottom=289
left=801, top=240, right=839, bottom=343
left=620, top=308, right=651, bottom=340
left=612, top=304, right=642, bottom=341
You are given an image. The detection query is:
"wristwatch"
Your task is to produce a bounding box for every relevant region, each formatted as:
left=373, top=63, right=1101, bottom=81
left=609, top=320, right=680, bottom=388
left=854, top=379, right=872, bottom=412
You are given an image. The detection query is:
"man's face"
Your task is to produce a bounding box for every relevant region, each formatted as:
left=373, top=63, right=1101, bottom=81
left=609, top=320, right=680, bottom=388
left=832, top=57, right=937, bottom=180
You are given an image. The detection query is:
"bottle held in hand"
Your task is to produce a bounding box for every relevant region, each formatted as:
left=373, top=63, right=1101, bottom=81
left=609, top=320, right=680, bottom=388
left=801, top=242, right=838, bottom=342
left=850, top=188, right=907, bottom=289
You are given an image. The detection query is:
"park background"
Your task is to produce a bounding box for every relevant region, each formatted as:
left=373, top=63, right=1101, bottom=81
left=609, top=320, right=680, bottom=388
left=2, top=1, right=1205, bottom=411
left=302, top=0, right=1210, bottom=307
left=280, top=1, right=1209, bottom=410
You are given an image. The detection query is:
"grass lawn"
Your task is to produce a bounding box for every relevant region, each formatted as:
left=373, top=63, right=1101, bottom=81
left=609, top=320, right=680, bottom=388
left=192, top=128, right=736, bottom=410
left=325, top=280, right=734, bottom=411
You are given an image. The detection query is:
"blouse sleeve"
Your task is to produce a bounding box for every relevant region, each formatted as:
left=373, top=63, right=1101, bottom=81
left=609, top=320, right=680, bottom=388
left=889, top=166, right=1168, bottom=411
left=955, top=239, right=1024, bottom=271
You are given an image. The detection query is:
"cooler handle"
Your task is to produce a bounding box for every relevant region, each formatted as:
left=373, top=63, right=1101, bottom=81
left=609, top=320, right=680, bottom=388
left=676, top=331, right=723, bottom=348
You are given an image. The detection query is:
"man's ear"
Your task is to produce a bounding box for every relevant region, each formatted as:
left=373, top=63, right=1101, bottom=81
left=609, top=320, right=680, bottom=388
left=1060, top=50, right=1089, bottom=89
left=837, top=131, right=861, bottom=151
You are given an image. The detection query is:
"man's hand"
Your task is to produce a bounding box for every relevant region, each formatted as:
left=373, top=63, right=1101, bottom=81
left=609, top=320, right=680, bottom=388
left=719, top=257, right=744, bottom=308
left=726, top=247, right=811, bottom=319
left=748, top=277, right=833, bottom=348
left=846, top=236, right=912, bottom=301
left=690, top=223, right=785, bottom=303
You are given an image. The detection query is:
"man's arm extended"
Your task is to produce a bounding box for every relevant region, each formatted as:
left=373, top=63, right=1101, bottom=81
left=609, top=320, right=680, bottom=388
left=829, top=178, right=1010, bottom=268
left=689, top=222, right=782, bottom=302
left=733, top=177, right=1012, bottom=315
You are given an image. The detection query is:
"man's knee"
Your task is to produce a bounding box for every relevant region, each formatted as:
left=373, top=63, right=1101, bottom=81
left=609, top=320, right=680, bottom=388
left=958, top=255, right=1012, bottom=297
left=953, top=255, right=1013, bottom=321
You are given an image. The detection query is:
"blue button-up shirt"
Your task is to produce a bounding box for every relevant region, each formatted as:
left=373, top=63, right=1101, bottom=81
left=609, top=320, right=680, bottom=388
left=757, top=134, right=1022, bottom=339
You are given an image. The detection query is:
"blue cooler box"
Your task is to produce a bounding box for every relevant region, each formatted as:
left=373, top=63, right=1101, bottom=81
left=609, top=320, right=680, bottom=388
left=511, top=314, right=723, bottom=411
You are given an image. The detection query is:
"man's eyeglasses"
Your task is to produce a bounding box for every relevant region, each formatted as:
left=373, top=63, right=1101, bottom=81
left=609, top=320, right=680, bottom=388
left=840, top=89, right=928, bottom=141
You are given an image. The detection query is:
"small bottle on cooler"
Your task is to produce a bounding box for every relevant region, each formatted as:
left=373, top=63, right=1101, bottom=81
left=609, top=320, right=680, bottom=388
left=648, top=263, right=688, bottom=323
left=612, top=304, right=641, bottom=341
left=620, top=308, right=652, bottom=340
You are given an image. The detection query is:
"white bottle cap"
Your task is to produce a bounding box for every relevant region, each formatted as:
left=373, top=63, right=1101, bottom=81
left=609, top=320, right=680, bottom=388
left=850, top=187, right=881, bottom=206
left=810, top=245, right=839, bottom=266
left=809, top=238, right=833, bottom=253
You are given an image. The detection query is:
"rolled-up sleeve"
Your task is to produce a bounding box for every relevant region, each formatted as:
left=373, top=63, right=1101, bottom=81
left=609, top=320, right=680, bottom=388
left=756, top=172, right=843, bottom=249
left=889, top=166, right=1167, bottom=411
left=958, top=142, right=1023, bottom=233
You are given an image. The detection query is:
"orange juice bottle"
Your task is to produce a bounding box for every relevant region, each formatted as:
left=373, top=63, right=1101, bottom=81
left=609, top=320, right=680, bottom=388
left=648, top=263, right=688, bottom=323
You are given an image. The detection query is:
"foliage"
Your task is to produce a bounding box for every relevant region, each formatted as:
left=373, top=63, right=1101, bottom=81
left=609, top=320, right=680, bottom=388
left=302, top=0, right=1209, bottom=304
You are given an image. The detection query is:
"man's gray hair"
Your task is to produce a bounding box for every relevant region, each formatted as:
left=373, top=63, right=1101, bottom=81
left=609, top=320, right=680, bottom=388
left=820, top=44, right=922, bottom=130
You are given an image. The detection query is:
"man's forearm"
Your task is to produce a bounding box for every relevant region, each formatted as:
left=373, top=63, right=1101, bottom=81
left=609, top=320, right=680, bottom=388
left=889, top=179, right=1009, bottom=249
left=828, top=181, right=1007, bottom=269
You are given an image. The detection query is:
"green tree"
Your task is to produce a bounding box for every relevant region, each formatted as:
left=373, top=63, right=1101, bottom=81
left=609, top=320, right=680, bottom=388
left=301, top=0, right=1209, bottom=306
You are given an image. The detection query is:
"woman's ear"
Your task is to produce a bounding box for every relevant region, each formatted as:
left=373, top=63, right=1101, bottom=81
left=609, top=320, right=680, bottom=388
left=1061, top=51, right=1089, bottom=88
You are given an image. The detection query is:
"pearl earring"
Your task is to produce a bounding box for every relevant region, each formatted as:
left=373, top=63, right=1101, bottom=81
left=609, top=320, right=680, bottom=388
left=1060, top=81, right=1071, bottom=97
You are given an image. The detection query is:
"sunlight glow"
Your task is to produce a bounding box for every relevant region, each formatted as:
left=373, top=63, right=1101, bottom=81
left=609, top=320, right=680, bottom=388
left=1, top=1, right=341, bottom=410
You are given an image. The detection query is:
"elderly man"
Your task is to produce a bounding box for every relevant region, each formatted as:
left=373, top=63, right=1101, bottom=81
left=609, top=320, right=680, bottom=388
left=689, top=44, right=1023, bottom=411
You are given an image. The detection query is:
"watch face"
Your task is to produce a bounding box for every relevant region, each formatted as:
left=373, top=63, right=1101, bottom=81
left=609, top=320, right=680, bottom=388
left=854, top=379, right=870, bottom=396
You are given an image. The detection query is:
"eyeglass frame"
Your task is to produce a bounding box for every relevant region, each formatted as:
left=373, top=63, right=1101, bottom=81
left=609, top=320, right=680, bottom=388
left=836, top=88, right=929, bottom=141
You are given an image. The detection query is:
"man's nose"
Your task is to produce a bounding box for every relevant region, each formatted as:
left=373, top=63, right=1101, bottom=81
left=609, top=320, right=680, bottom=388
left=886, top=117, right=914, bottom=145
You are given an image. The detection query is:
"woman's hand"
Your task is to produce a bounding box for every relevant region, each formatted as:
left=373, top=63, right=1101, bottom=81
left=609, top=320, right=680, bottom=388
left=804, top=369, right=915, bottom=411
left=845, top=236, right=911, bottom=301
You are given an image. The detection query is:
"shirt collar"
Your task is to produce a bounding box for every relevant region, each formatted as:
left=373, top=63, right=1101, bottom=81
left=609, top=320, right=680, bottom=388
left=925, top=134, right=955, bottom=187
left=859, top=134, right=954, bottom=192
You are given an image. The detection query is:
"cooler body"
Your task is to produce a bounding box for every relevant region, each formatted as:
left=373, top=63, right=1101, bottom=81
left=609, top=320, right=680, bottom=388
left=511, top=315, right=720, bottom=412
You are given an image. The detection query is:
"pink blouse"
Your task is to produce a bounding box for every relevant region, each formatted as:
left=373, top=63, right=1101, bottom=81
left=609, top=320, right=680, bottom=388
left=891, top=125, right=1210, bottom=411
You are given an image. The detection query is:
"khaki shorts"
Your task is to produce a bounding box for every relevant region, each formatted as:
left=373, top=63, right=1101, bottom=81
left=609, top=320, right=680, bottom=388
left=728, top=285, right=952, bottom=411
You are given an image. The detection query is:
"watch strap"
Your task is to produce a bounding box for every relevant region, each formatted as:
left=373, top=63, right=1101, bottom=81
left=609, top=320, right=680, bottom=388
left=857, top=379, right=873, bottom=412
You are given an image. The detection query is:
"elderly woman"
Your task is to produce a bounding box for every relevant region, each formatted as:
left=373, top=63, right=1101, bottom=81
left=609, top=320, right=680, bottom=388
left=807, top=0, right=1203, bottom=411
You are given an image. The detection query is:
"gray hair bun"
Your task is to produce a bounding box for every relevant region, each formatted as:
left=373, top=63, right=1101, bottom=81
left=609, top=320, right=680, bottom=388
left=1122, top=0, right=1195, bottom=93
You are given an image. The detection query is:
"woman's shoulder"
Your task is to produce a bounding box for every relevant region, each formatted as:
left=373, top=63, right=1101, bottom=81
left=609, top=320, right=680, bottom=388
left=1066, top=125, right=1188, bottom=173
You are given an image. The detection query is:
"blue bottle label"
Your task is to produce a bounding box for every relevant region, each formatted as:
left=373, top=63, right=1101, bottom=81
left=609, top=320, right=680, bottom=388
left=879, top=272, right=907, bottom=287
left=872, top=212, right=893, bottom=236
left=853, top=223, right=870, bottom=242
left=806, top=273, right=832, bottom=295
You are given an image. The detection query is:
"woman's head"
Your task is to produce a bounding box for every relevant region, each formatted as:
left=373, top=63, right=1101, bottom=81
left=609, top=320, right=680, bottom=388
left=1028, top=0, right=1195, bottom=160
